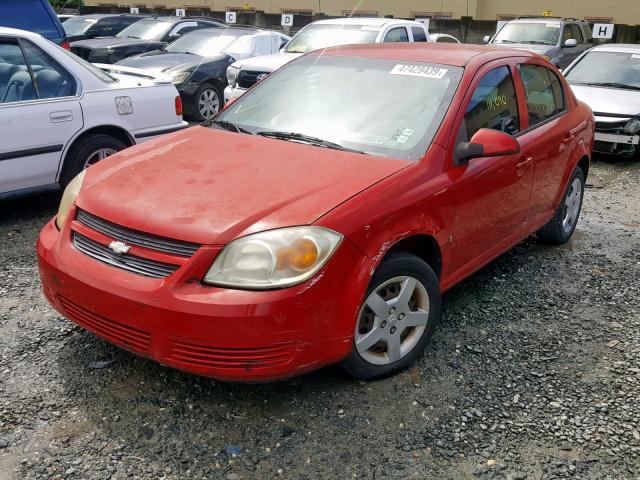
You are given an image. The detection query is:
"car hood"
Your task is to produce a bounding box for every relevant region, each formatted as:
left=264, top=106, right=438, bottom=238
left=234, top=52, right=302, bottom=73
left=570, top=84, right=640, bottom=117
left=117, top=51, right=221, bottom=74
left=76, top=126, right=410, bottom=245
left=71, top=37, right=159, bottom=50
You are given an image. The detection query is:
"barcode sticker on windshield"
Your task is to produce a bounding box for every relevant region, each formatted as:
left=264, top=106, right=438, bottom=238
left=632, top=54, right=640, bottom=59
left=390, top=64, right=447, bottom=79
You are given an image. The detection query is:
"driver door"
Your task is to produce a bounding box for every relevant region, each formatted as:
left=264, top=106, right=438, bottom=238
left=448, top=62, right=534, bottom=279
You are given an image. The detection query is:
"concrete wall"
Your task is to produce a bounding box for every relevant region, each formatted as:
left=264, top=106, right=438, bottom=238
left=83, top=0, right=640, bottom=24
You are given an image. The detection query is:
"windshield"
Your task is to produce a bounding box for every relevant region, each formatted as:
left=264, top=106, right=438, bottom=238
left=62, top=17, right=97, bottom=36
left=218, top=55, right=462, bottom=160
left=493, top=22, right=560, bottom=45
left=166, top=30, right=243, bottom=56
left=117, top=19, right=171, bottom=40
left=565, top=51, right=640, bottom=88
left=284, top=24, right=379, bottom=54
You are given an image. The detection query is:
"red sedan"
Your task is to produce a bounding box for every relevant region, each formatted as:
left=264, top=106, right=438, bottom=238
left=37, top=44, right=594, bottom=381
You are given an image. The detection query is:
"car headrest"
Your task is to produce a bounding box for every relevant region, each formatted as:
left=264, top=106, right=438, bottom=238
left=35, top=69, right=68, bottom=98
left=2, top=70, right=35, bottom=102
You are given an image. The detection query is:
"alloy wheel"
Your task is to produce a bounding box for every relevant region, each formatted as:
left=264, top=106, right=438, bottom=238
left=83, top=147, right=117, bottom=169
left=562, top=177, right=582, bottom=234
left=198, top=88, right=220, bottom=120
left=355, top=276, right=430, bottom=365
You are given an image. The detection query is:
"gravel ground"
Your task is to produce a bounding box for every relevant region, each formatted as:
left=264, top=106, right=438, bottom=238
left=1, top=156, right=639, bottom=480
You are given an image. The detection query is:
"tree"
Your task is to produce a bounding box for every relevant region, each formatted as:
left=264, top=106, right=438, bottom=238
left=48, top=0, right=83, bottom=9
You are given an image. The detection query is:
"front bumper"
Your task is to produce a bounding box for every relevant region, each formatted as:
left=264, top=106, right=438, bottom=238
left=594, top=132, right=639, bottom=156
left=37, top=216, right=372, bottom=382
left=224, top=85, right=246, bottom=103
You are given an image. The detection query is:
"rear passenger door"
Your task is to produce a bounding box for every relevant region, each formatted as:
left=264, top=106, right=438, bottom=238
left=0, top=37, right=82, bottom=195
left=515, top=62, right=573, bottom=226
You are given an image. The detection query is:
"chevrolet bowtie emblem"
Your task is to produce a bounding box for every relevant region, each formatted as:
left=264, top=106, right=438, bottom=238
left=108, top=240, right=131, bottom=255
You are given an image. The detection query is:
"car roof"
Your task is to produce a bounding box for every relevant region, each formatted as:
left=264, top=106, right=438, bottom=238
left=78, top=14, right=148, bottom=19
left=308, top=43, right=539, bottom=67
left=589, top=43, right=640, bottom=54
left=187, top=27, right=257, bottom=36
left=507, top=17, right=586, bottom=24
left=313, top=17, right=419, bottom=27
left=0, top=26, right=43, bottom=39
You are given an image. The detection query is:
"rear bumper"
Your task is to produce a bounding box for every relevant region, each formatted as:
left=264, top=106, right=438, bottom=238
left=37, top=218, right=372, bottom=382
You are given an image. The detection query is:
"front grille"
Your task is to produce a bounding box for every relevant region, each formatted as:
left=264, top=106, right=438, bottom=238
left=73, top=232, right=180, bottom=278
left=237, top=70, right=268, bottom=89
left=594, top=117, right=628, bottom=134
left=166, top=339, right=296, bottom=370
left=77, top=210, right=199, bottom=257
left=59, top=296, right=151, bottom=353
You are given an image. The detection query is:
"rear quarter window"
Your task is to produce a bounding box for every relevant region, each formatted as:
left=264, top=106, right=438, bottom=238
left=412, top=27, right=428, bottom=42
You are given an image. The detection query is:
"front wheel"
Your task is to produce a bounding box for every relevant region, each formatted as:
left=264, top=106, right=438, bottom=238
left=339, top=252, right=441, bottom=380
left=536, top=167, right=585, bottom=244
left=193, top=83, right=222, bottom=122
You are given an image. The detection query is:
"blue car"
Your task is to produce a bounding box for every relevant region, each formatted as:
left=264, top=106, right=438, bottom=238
left=0, top=0, right=69, bottom=49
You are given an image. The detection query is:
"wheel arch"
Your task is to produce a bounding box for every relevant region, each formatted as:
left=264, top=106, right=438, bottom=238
left=57, top=125, right=135, bottom=182
left=383, top=234, right=443, bottom=280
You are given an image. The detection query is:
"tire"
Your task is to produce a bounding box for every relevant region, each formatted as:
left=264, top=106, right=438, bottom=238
left=536, top=167, right=585, bottom=245
left=60, top=134, right=127, bottom=188
left=192, top=83, right=223, bottom=122
left=339, top=252, right=441, bottom=380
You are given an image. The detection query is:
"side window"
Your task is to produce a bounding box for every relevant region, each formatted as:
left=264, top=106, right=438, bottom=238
left=20, top=40, right=76, bottom=99
left=518, top=64, right=565, bottom=127
left=0, top=40, right=35, bottom=103
left=581, top=25, right=593, bottom=43
left=170, top=21, right=198, bottom=38
left=464, top=66, right=520, bottom=139
left=570, top=24, right=584, bottom=43
left=562, top=24, right=583, bottom=43
left=384, top=27, right=409, bottom=43
left=95, top=18, right=119, bottom=36
left=411, top=27, right=427, bottom=42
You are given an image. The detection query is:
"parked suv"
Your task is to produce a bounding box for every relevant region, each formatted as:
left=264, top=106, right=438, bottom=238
left=0, top=0, right=69, bottom=49
left=484, top=17, right=593, bottom=69
left=225, top=17, right=429, bottom=102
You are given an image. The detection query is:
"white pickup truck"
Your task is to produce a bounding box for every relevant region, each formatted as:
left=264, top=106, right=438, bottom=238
left=225, top=18, right=436, bottom=103
left=0, top=27, right=188, bottom=199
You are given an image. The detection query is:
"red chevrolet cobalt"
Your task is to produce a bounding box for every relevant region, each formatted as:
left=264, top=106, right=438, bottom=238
left=37, top=44, right=594, bottom=381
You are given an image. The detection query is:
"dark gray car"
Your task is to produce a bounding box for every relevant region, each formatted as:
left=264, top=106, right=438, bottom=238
left=484, top=18, right=593, bottom=69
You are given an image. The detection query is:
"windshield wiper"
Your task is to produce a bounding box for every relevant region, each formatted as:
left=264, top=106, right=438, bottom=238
left=256, top=131, right=366, bottom=154
left=519, top=40, right=553, bottom=45
left=496, top=39, right=516, bottom=43
left=572, top=81, right=640, bottom=91
left=208, top=119, right=252, bottom=134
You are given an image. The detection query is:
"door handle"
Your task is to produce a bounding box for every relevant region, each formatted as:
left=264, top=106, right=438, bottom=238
left=516, top=156, right=533, bottom=168
left=50, top=110, right=73, bottom=123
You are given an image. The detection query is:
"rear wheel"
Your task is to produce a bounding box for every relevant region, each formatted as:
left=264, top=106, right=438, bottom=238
left=536, top=167, right=585, bottom=244
left=193, top=83, right=222, bottom=121
left=60, top=134, right=126, bottom=188
left=340, top=252, right=441, bottom=380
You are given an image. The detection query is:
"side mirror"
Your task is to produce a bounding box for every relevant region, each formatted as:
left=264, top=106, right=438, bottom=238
left=454, top=129, right=520, bottom=165
left=169, top=32, right=182, bottom=41
left=482, top=35, right=491, bottom=44
left=563, top=38, right=578, bottom=48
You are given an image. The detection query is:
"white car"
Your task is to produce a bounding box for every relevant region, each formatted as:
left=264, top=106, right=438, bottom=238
left=0, top=27, right=188, bottom=199
left=225, top=17, right=432, bottom=103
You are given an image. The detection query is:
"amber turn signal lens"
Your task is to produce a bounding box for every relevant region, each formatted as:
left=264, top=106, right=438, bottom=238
left=277, top=238, right=319, bottom=271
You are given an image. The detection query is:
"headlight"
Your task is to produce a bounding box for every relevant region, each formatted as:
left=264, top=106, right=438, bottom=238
left=541, top=55, right=551, bottom=62
left=171, top=71, right=191, bottom=85
left=226, top=66, right=239, bottom=87
left=55, top=170, right=86, bottom=230
left=624, top=115, right=640, bottom=134
left=204, top=226, right=342, bottom=289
